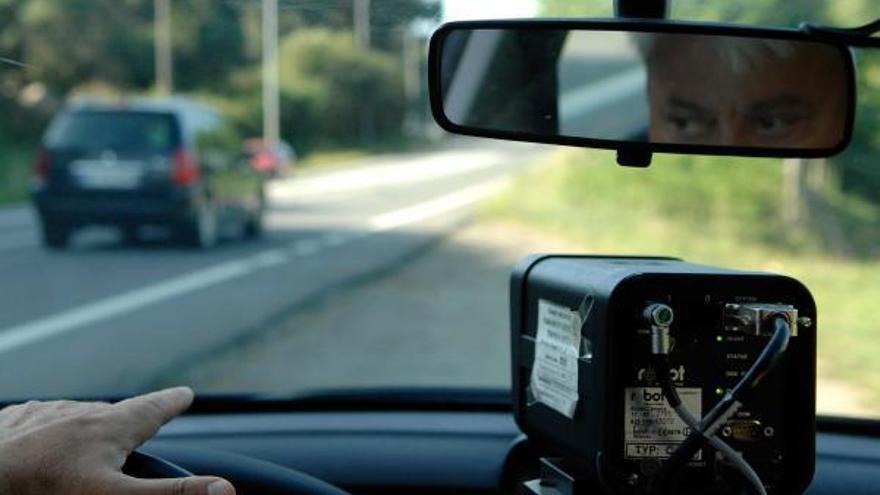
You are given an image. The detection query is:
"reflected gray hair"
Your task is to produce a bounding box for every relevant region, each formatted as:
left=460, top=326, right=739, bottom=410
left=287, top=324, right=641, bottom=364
left=631, top=32, right=800, bottom=74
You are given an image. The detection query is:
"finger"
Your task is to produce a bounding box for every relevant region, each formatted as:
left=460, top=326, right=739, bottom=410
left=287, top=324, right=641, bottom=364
left=108, top=474, right=235, bottom=495
left=11, top=400, right=103, bottom=428
left=109, top=387, right=195, bottom=448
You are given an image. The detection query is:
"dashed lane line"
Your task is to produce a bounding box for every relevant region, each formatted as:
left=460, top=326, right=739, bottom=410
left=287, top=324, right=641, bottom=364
left=0, top=178, right=508, bottom=354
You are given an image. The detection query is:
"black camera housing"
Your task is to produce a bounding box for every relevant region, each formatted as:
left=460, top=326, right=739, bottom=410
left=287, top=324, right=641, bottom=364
left=510, top=255, right=816, bottom=494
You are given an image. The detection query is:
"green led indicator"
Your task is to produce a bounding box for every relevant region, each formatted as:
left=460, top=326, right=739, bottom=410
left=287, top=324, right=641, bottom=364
left=715, top=387, right=725, bottom=396
left=716, top=335, right=724, bottom=343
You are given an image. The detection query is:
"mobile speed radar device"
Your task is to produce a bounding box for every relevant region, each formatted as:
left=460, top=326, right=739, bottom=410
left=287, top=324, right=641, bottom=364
left=511, top=256, right=816, bottom=495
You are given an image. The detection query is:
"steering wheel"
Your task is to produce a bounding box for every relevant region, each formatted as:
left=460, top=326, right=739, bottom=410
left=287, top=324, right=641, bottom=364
left=123, top=448, right=351, bottom=495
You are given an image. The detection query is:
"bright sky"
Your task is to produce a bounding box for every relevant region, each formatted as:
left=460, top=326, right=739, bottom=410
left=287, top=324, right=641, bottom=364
left=442, top=0, right=538, bottom=21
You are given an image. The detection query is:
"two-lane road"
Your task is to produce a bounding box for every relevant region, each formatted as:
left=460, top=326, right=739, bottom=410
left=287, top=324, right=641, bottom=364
left=0, top=140, right=545, bottom=398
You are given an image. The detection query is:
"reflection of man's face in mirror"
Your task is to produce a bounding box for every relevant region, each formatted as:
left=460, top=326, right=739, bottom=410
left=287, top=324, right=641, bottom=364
left=640, top=34, right=847, bottom=148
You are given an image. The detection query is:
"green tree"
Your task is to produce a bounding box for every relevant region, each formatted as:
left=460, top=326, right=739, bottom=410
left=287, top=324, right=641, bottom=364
left=0, top=0, right=436, bottom=157
left=540, top=0, right=832, bottom=25
left=273, top=0, right=440, bottom=51
left=540, top=0, right=611, bottom=17
left=171, top=1, right=247, bottom=92
left=15, top=0, right=154, bottom=93
left=0, top=0, right=248, bottom=97
left=277, top=28, right=405, bottom=151
left=671, top=0, right=828, bottom=25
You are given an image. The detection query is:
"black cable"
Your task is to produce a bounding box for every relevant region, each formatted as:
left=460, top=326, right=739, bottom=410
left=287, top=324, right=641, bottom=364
left=730, top=317, right=792, bottom=401
left=653, top=356, right=762, bottom=495
left=653, top=355, right=681, bottom=408
left=651, top=354, right=711, bottom=494
left=653, top=354, right=766, bottom=495
left=653, top=316, right=792, bottom=495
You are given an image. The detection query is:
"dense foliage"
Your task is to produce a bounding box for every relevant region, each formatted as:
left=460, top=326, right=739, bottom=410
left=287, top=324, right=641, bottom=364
left=0, top=0, right=439, bottom=156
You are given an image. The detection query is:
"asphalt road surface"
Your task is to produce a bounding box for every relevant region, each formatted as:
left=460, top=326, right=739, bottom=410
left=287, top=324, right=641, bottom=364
left=0, top=139, right=546, bottom=399
left=167, top=219, right=580, bottom=396
left=0, top=56, right=646, bottom=400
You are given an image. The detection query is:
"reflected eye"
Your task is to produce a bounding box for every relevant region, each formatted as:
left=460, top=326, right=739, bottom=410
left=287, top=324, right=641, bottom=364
left=664, top=112, right=714, bottom=139
left=751, top=113, right=803, bottom=138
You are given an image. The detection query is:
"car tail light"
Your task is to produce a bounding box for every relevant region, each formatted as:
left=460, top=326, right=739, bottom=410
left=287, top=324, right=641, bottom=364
left=33, top=149, right=51, bottom=185
left=253, top=151, right=276, bottom=171
left=172, top=149, right=200, bottom=186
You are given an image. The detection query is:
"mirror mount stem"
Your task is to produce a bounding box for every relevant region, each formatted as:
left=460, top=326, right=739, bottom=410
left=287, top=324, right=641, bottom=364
left=614, top=0, right=668, bottom=20
left=616, top=147, right=652, bottom=168
left=614, top=0, right=667, bottom=166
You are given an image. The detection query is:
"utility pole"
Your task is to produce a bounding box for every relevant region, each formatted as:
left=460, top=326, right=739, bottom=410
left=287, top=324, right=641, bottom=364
left=402, top=24, right=422, bottom=136
left=353, top=0, right=373, bottom=142
left=354, top=0, right=371, bottom=48
left=262, top=0, right=280, bottom=144
left=154, top=0, right=173, bottom=96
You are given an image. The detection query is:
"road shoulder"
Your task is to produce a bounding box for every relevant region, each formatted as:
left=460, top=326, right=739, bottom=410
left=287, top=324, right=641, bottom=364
left=168, top=220, right=870, bottom=416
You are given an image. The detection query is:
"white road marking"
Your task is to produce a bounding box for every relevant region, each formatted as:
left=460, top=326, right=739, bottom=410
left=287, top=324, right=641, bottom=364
left=0, top=178, right=511, bottom=353
left=369, top=178, right=509, bottom=232
left=251, top=249, right=289, bottom=267
left=290, top=238, right=321, bottom=256
left=0, top=260, right=252, bottom=352
left=2, top=147, right=523, bottom=253
left=321, top=231, right=351, bottom=247
left=269, top=149, right=505, bottom=200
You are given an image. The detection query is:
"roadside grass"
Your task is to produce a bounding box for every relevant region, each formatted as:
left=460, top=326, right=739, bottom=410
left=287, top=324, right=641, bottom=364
left=0, top=146, right=32, bottom=205
left=486, top=149, right=880, bottom=411
left=297, top=136, right=441, bottom=169
left=298, top=149, right=373, bottom=168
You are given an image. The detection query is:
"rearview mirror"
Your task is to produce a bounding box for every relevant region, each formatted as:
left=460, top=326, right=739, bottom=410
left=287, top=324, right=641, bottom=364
left=429, top=20, right=855, bottom=165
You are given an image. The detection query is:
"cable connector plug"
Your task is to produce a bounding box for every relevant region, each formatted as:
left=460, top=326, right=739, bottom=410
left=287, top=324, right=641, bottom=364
left=723, top=303, right=798, bottom=337
left=644, top=303, right=674, bottom=355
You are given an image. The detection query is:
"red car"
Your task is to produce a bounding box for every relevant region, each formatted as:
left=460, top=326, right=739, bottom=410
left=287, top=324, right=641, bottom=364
left=244, top=138, right=296, bottom=178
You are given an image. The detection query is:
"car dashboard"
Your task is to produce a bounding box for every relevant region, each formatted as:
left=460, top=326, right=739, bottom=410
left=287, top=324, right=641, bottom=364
left=144, top=399, right=880, bottom=494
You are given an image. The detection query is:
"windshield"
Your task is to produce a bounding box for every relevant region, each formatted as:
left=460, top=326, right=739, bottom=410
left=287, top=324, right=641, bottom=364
left=0, top=0, right=878, bottom=421
left=46, top=112, right=178, bottom=152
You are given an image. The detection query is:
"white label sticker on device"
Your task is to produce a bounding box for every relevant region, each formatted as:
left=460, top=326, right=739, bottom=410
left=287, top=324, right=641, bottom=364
left=624, top=387, right=702, bottom=459
left=530, top=299, right=582, bottom=418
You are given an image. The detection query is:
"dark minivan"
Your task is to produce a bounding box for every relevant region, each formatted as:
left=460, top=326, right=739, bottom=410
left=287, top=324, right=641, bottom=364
left=32, top=98, right=265, bottom=249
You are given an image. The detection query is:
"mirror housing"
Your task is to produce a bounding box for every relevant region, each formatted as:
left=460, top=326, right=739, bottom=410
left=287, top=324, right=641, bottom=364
left=428, top=19, right=856, bottom=166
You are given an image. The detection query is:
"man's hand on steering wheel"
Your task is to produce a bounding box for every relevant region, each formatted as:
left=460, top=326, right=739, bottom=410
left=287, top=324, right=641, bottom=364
left=0, top=387, right=235, bottom=495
